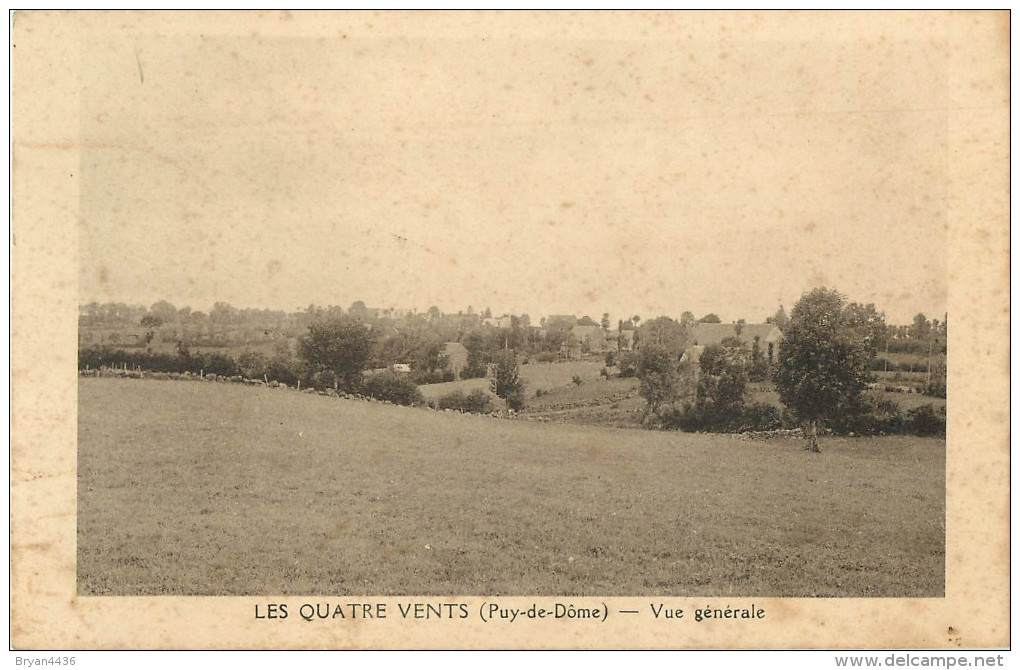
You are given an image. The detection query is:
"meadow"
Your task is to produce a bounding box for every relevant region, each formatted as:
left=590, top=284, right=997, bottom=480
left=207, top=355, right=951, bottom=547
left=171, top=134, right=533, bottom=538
left=418, top=360, right=608, bottom=401
left=78, top=377, right=945, bottom=597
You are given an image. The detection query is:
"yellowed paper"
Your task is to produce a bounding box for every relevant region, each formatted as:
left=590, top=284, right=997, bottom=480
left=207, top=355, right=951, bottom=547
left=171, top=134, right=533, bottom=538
left=11, top=10, right=1009, bottom=649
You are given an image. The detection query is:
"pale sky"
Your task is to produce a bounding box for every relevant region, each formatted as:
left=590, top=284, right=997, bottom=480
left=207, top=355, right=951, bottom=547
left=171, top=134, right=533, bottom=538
left=79, top=17, right=948, bottom=324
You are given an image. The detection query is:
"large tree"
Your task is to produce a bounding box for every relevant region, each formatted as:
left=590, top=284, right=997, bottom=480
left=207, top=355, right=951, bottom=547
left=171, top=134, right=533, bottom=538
left=297, top=317, right=373, bottom=391
left=775, top=288, right=880, bottom=452
left=490, top=349, right=525, bottom=411
left=636, top=344, right=679, bottom=416
left=636, top=316, right=690, bottom=355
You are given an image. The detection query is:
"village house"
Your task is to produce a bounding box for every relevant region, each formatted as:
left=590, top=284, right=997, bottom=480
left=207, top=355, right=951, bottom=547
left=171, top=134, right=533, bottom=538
left=481, top=315, right=514, bottom=329
left=543, top=314, right=577, bottom=331
left=683, top=322, right=785, bottom=367
left=570, top=325, right=610, bottom=354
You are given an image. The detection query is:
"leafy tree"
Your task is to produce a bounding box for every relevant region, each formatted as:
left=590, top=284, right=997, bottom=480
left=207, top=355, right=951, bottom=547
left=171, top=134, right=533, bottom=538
left=601, top=313, right=611, bottom=332
left=210, top=301, right=238, bottom=324
left=775, top=288, right=876, bottom=452
left=770, top=306, right=790, bottom=332
left=910, top=313, right=932, bottom=342
left=348, top=300, right=368, bottom=320
left=149, top=300, right=178, bottom=323
left=490, top=349, right=525, bottom=410
left=844, top=302, right=887, bottom=355
left=414, top=340, right=449, bottom=377
left=461, top=331, right=490, bottom=378
left=140, top=314, right=164, bottom=328
left=698, top=313, right=722, bottom=323
left=699, top=337, right=748, bottom=376
left=637, top=316, right=690, bottom=356
left=636, top=344, right=678, bottom=416
left=692, top=360, right=748, bottom=430
left=297, top=317, right=373, bottom=391
left=749, top=336, right=769, bottom=382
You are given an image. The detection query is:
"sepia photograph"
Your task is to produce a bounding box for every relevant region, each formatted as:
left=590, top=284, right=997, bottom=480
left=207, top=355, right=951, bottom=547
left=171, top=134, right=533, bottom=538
left=11, top=9, right=1009, bottom=650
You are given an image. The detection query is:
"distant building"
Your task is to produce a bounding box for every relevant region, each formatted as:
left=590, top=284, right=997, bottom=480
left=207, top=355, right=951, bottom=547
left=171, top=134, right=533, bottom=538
left=391, top=363, right=412, bottom=374
left=571, top=325, right=610, bottom=354
left=544, top=315, right=577, bottom=331
left=689, top=322, right=784, bottom=365
left=482, top=315, right=514, bottom=329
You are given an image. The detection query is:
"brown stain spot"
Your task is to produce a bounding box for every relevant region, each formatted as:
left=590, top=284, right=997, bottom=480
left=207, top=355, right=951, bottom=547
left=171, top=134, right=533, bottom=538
left=314, top=517, right=350, bottom=552
left=97, top=266, right=108, bottom=284
left=560, top=202, right=575, bottom=209
left=267, top=259, right=282, bottom=276
left=803, top=222, right=817, bottom=233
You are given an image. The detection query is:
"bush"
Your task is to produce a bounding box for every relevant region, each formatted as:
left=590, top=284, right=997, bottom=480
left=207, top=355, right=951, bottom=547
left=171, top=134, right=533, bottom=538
left=604, top=351, right=617, bottom=367
left=437, top=389, right=494, bottom=413
left=907, top=404, right=946, bottom=437
left=869, top=357, right=892, bottom=372
left=617, top=351, right=637, bottom=378
left=437, top=390, right=465, bottom=410
left=827, top=396, right=904, bottom=436
left=689, top=368, right=747, bottom=431
left=363, top=371, right=423, bottom=406
left=656, top=400, right=782, bottom=434
left=654, top=404, right=689, bottom=431
left=572, top=374, right=583, bottom=386
left=739, top=402, right=782, bottom=431
left=924, top=380, right=947, bottom=399
left=462, top=389, right=494, bottom=413
left=490, top=350, right=525, bottom=411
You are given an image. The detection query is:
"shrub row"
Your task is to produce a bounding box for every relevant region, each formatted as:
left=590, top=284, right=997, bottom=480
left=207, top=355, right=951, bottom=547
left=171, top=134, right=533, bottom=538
left=80, top=345, right=429, bottom=406
left=656, top=397, right=945, bottom=438
left=363, top=371, right=424, bottom=406
left=79, top=346, right=242, bottom=378
left=655, top=401, right=783, bottom=433
left=434, top=389, right=494, bottom=414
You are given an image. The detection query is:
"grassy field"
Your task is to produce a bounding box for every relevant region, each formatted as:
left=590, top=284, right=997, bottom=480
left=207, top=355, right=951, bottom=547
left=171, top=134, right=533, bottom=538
left=418, top=360, right=608, bottom=401
left=78, top=377, right=945, bottom=597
